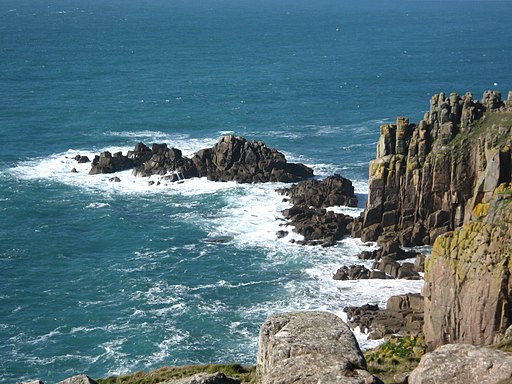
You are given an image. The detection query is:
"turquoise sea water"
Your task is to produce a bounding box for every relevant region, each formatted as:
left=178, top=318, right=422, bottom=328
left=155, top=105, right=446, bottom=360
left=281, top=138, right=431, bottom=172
left=1, top=0, right=511, bottom=382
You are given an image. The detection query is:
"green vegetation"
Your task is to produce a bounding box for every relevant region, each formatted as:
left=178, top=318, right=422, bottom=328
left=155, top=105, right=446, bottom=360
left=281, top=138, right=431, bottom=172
left=364, top=335, right=426, bottom=384
left=96, top=364, right=256, bottom=384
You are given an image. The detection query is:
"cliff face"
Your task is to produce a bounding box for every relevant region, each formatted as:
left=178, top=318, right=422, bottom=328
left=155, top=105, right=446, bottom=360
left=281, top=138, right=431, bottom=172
left=360, top=90, right=512, bottom=349
left=423, top=184, right=512, bottom=349
left=359, top=91, right=512, bottom=247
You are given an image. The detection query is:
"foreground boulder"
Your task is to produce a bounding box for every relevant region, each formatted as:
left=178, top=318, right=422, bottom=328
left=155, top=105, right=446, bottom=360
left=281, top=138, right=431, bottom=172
left=56, top=375, right=97, bottom=384
left=257, top=311, right=382, bottom=384
left=408, top=344, right=512, bottom=384
left=171, top=372, right=240, bottom=384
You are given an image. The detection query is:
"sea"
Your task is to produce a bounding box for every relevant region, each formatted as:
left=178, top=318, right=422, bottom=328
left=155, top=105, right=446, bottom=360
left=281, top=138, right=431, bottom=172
left=1, top=0, right=511, bottom=382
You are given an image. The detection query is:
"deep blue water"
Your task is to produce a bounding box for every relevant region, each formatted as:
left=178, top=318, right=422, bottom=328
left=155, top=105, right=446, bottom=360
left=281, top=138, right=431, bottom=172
left=1, top=0, right=511, bottom=382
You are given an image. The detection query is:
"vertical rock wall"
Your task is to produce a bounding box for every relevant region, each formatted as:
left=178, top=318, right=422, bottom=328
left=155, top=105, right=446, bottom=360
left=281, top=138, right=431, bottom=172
left=423, top=185, right=512, bottom=349
left=359, top=91, right=512, bottom=247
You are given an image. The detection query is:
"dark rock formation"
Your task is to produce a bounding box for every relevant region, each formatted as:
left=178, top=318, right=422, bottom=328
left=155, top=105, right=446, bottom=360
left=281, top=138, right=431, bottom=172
left=423, top=184, right=512, bottom=349
left=88, top=136, right=313, bottom=183
left=277, top=174, right=358, bottom=208
left=408, top=344, right=512, bottom=384
left=333, top=264, right=372, bottom=280
left=281, top=205, right=353, bottom=246
left=89, top=151, right=134, bottom=174
left=344, top=294, right=424, bottom=339
left=358, top=91, right=512, bottom=247
left=257, top=311, right=382, bottom=384
left=277, top=175, right=358, bottom=246
left=191, top=136, right=313, bottom=183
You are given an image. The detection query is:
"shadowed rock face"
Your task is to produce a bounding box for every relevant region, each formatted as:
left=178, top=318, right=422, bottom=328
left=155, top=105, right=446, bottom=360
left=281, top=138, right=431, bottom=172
left=408, top=344, right=512, bottom=384
left=257, top=311, right=383, bottom=384
left=357, top=91, right=512, bottom=247
left=88, top=136, right=313, bottom=183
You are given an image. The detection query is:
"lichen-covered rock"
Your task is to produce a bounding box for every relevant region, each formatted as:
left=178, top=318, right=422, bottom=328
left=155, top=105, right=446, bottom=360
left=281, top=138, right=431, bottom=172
left=257, top=311, right=382, bottom=384
left=358, top=91, right=512, bottom=247
left=423, top=184, right=512, bottom=349
left=408, top=344, right=512, bottom=384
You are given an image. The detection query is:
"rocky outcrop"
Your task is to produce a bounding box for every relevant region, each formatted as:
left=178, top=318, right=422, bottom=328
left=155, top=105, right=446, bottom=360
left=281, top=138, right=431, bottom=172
left=277, top=174, right=358, bottom=208
left=358, top=91, right=512, bottom=247
left=281, top=205, right=354, bottom=246
left=277, top=175, right=358, bottom=246
left=408, top=344, right=512, bottom=384
left=88, top=136, right=313, bottom=183
left=423, top=184, right=512, bottom=349
left=257, top=311, right=382, bottom=384
left=191, top=136, right=313, bottom=183
left=344, top=294, right=424, bottom=340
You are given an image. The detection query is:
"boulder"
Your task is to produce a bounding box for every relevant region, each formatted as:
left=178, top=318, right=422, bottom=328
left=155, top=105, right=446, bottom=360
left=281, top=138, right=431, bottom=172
left=17, top=381, right=44, bottom=384
left=409, top=344, right=512, bottom=384
left=168, top=372, right=240, bottom=384
left=257, top=311, right=382, bottom=384
left=56, top=375, right=97, bottom=384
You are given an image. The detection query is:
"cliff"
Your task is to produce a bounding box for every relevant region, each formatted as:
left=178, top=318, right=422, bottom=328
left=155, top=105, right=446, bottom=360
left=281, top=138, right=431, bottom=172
left=357, top=90, right=512, bottom=247
left=423, top=184, right=512, bottom=349
left=358, top=89, right=512, bottom=350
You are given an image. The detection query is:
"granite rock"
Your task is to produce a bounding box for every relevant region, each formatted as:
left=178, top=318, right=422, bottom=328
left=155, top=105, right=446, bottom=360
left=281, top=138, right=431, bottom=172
left=257, top=311, right=382, bottom=384
left=409, top=344, right=512, bottom=384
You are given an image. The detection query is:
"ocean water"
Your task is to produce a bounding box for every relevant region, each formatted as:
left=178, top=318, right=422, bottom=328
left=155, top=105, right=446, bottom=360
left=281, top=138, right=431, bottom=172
left=1, top=0, right=511, bottom=382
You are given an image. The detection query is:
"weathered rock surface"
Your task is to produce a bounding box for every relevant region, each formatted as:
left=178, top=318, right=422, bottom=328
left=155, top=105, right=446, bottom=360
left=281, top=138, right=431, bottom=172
left=423, top=184, right=512, bottom=349
left=56, top=375, right=98, bottom=384
left=88, top=136, right=313, bottom=183
left=408, top=344, right=512, bottom=384
left=358, top=91, right=512, bottom=247
left=277, top=174, right=358, bottom=208
left=167, top=372, right=240, bottom=384
left=257, top=311, right=382, bottom=384
left=344, top=294, right=424, bottom=339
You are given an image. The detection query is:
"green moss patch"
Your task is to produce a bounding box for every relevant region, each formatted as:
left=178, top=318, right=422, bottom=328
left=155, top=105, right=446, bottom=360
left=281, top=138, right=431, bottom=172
left=364, top=336, right=425, bottom=383
left=96, top=364, right=256, bottom=384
